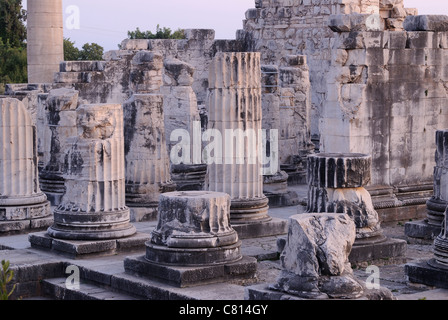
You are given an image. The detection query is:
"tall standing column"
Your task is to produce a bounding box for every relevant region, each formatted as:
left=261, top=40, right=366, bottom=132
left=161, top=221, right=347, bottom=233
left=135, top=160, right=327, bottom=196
left=39, top=88, right=79, bottom=206
left=47, top=104, right=136, bottom=240
left=123, top=94, right=176, bottom=222
left=261, top=64, right=298, bottom=207
left=161, top=58, right=206, bottom=191
left=207, top=52, right=269, bottom=224
left=206, top=53, right=289, bottom=239
left=0, top=98, right=52, bottom=234
left=27, top=0, right=64, bottom=83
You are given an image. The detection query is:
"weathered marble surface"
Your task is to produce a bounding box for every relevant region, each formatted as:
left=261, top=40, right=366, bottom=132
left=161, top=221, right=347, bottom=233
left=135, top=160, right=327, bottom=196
left=0, top=98, right=51, bottom=233
left=271, top=213, right=364, bottom=299
left=307, top=153, right=382, bottom=239
left=47, top=103, right=136, bottom=240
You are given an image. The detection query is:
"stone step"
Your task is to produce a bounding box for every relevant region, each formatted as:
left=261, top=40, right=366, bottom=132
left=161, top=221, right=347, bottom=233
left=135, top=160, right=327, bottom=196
left=60, top=61, right=106, bottom=72
left=41, top=277, right=138, bottom=300
left=53, top=72, right=93, bottom=84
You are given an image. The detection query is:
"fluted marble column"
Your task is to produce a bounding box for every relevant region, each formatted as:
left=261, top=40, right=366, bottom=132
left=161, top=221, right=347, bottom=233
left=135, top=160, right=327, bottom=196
left=0, top=98, right=51, bottom=233
left=39, top=88, right=79, bottom=205
left=405, top=129, right=448, bottom=242
left=47, top=104, right=136, bottom=240
left=123, top=94, right=176, bottom=221
left=261, top=64, right=298, bottom=207
left=27, top=0, right=64, bottom=83
left=427, top=130, right=448, bottom=226
left=207, top=52, right=270, bottom=224
left=161, top=58, right=207, bottom=191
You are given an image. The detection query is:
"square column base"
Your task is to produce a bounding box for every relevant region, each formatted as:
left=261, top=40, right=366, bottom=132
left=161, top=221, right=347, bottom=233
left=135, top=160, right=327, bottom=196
left=405, top=220, right=441, bottom=244
left=232, top=217, right=288, bottom=239
left=29, top=232, right=150, bottom=259
left=0, top=217, right=53, bottom=235
left=124, top=255, right=257, bottom=288
left=349, top=237, right=407, bottom=267
left=405, top=259, right=448, bottom=289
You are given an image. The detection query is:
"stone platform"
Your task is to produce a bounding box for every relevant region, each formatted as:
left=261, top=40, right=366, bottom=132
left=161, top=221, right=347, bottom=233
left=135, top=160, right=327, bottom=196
left=405, top=220, right=442, bottom=244
left=29, top=232, right=150, bottom=259
left=124, top=254, right=257, bottom=288
left=231, top=217, right=289, bottom=240
left=349, top=236, right=408, bottom=266
left=2, top=214, right=448, bottom=301
left=405, top=259, right=448, bottom=289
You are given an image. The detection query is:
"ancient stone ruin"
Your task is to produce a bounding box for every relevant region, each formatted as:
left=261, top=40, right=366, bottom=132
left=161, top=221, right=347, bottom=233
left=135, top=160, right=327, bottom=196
left=406, top=129, right=448, bottom=243
left=3, top=0, right=448, bottom=302
left=124, top=191, right=257, bottom=287
left=0, top=98, right=52, bottom=234
left=29, top=103, right=148, bottom=257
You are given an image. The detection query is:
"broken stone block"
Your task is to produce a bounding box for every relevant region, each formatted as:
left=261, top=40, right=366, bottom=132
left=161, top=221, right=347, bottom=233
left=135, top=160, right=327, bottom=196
left=404, top=15, right=448, bottom=32
left=148, top=191, right=241, bottom=264
left=270, top=213, right=364, bottom=299
left=329, top=14, right=383, bottom=32
left=130, top=51, right=164, bottom=94
left=0, top=98, right=52, bottom=234
left=307, top=153, right=382, bottom=240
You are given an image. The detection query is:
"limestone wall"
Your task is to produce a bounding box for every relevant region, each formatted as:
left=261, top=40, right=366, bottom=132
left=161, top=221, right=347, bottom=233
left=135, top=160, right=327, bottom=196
left=324, top=29, right=448, bottom=187
left=240, top=0, right=417, bottom=141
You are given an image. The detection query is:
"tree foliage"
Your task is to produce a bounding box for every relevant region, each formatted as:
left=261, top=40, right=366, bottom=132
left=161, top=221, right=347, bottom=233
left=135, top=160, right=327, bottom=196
left=0, top=38, right=27, bottom=92
left=127, top=24, right=185, bottom=40
left=0, top=0, right=27, bottom=93
left=63, top=38, right=104, bottom=61
left=63, top=38, right=80, bottom=61
left=79, top=43, right=104, bottom=61
left=0, top=0, right=26, bottom=48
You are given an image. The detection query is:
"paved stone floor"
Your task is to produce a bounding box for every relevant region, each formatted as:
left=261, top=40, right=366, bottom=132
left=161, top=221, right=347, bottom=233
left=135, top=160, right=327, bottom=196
left=1, top=184, right=447, bottom=300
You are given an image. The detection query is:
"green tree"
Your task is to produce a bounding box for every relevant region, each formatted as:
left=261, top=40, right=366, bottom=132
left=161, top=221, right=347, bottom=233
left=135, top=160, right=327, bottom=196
left=63, top=38, right=80, bottom=61
left=63, top=39, right=104, bottom=61
left=79, top=42, right=104, bottom=61
left=0, top=0, right=26, bottom=48
left=0, top=38, right=27, bottom=91
left=127, top=24, right=185, bottom=40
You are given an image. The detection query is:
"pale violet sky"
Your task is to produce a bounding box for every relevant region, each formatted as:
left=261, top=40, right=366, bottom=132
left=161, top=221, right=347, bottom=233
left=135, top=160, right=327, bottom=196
left=24, top=0, right=448, bottom=51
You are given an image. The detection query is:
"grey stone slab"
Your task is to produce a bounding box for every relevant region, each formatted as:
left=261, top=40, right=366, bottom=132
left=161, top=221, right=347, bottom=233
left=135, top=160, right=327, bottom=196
left=232, top=217, right=288, bottom=240
left=245, top=283, right=303, bottom=300
left=404, top=15, right=448, bottom=32
left=405, top=220, right=441, bottom=243
left=29, top=232, right=148, bottom=259
left=124, top=255, right=257, bottom=288
left=406, top=259, right=448, bottom=289
left=349, top=237, right=407, bottom=266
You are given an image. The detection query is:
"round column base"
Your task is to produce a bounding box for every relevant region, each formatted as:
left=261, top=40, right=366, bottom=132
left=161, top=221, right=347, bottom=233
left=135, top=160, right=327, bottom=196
left=426, top=198, right=446, bottom=226
left=47, top=207, right=136, bottom=240
left=145, top=240, right=242, bottom=267
left=230, top=197, right=271, bottom=224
